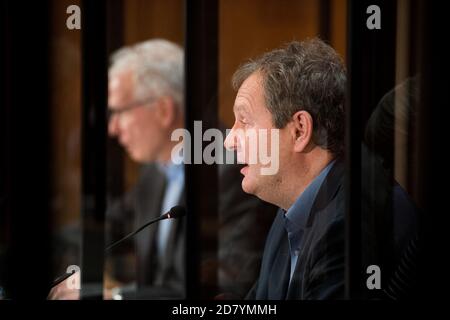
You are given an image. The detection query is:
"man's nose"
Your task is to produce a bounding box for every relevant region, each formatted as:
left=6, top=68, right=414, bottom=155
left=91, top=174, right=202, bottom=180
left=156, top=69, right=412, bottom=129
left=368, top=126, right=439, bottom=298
left=224, top=126, right=239, bottom=151
left=108, top=114, right=120, bottom=137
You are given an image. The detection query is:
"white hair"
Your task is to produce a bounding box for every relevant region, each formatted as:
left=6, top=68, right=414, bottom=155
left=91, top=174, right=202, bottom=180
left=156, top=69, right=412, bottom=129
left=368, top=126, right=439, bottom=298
left=109, top=39, right=184, bottom=111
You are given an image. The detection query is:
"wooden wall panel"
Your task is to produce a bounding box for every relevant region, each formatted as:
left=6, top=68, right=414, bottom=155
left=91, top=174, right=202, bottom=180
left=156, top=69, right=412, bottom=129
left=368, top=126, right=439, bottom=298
left=48, top=0, right=347, bottom=225
left=122, top=0, right=184, bottom=191
left=123, top=0, right=184, bottom=46
left=49, top=0, right=82, bottom=226
left=330, top=0, right=347, bottom=60
left=219, top=0, right=321, bottom=127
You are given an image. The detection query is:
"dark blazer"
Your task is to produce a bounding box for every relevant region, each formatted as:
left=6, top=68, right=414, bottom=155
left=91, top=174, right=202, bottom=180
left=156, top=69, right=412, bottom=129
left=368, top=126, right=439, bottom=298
left=107, top=163, right=277, bottom=299
left=107, top=164, right=185, bottom=299
left=246, top=159, right=345, bottom=300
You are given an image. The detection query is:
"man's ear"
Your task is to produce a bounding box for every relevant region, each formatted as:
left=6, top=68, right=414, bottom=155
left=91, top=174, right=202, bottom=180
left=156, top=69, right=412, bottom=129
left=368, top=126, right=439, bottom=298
left=155, top=96, right=177, bottom=128
left=291, top=110, right=313, bottom=153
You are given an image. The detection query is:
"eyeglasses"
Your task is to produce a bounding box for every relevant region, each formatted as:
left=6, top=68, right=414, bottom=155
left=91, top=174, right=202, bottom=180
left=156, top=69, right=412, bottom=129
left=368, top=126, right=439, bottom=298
left=107, top=97, right=158, bottom=120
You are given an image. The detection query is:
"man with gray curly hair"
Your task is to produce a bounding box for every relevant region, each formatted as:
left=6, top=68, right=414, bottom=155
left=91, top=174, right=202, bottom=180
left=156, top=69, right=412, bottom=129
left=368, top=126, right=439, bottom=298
left=106, top=39, right=186, bottom=299
left=225, top=38, right=346, bottom=299
left=107, top=38, right=275, bottom=300
left=108, top=39, right=184, bottom=163
left=49, top=38, right=276, bottom=300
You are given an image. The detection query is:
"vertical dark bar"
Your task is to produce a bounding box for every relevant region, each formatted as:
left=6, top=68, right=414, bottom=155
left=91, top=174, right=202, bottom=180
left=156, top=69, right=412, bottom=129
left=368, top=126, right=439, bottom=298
left=319, top=0, right=331, bottom=42
left=0, top=0, right=52, bottom=299
left=106, top=0, right=124, bottom=60
left=106, top=0, right=125, bottom=200
left=80, top=0, right=107, bottom=299
left=0, top=0, right=12, bottom=298
left=414, top=0, right=448, bottom=297
left=345, top=0, right=361, bottom=299
left=346, top=0, right=396, bottom=299
left=0, top=0, right=10, bottom=295
left=185, top=0, right=219, bottom=299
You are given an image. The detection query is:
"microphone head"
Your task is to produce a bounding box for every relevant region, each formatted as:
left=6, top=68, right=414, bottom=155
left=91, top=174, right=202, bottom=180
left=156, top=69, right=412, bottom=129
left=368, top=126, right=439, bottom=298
left=167, top=205, right=186, bottom=219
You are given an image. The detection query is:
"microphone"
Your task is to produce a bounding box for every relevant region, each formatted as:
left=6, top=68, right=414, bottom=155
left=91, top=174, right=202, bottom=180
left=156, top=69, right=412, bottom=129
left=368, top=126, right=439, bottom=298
left=50, top=206, right=186, bottom=289
left=106, top=205, right=186, bottom=251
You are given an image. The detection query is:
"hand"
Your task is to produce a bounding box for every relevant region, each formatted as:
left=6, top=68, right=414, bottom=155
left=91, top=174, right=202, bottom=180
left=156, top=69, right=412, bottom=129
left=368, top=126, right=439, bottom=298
left=47, top=272, right=80, bottom=300
left=103, top=288, right=114, bottom=300
left=47, top=271, right=119, bottom=300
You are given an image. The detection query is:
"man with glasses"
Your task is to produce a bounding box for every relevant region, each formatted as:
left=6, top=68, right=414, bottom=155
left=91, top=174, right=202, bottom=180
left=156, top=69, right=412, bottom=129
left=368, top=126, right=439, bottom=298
left=49, top=39, right=276, bottom=300
left=107, top=41, right=186, bottom=298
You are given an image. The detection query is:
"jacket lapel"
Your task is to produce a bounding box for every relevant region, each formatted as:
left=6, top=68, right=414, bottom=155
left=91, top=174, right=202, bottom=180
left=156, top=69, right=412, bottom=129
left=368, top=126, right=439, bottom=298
left=285, top=158, right=345, bottom=299
left=135, top=165, right=166, bottom=284
left=267, top=237, right=291, bottom=299
left=154, top=182, right=186, bottom=285
left=306, top=158, right=344, bottom=228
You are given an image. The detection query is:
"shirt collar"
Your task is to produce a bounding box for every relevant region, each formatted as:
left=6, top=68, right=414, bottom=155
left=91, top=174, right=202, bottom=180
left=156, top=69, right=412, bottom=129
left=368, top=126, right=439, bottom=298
left=157, top=161, right=184, bottom=182
left=284, top=160, right=336, bottom=234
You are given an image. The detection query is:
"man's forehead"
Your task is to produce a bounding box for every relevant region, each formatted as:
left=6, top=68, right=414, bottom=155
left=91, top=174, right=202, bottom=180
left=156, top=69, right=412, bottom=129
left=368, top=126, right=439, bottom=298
left=233, top=103, right=247, bottom=113
left=108, top=73, right=135, bottom=108
left=109, top=70, right=133, bottom=88
left=109, top=76, right=122, bottom=90
left=240, top=72, right=263, bottom=92
left=234, top=72, right=263, bottom=112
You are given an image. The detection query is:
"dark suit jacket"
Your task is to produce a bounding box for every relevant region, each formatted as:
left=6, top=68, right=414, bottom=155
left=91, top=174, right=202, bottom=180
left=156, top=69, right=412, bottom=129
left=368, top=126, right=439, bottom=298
left=245, top=147, right=419, bottom=300
left=106, top=164, right=185, bottom=299
left=246, top=159, right=345, bottom=300
left=107, top=163, right=277, bottom=299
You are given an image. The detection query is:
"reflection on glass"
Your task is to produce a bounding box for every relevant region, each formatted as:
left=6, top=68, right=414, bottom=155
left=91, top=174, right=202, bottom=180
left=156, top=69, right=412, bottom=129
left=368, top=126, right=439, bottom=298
left=105, top=39, right=186, bottom=299
left=363, top=75, right=420, bottom=298
left=49, top=0, right=82, bottom=291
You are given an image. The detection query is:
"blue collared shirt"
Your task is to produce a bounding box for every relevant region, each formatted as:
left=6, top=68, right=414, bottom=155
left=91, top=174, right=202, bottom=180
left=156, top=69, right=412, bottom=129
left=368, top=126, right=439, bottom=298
left=156, top=162, right=184, bottom=257
left=284, top=160, right=336, bottom=281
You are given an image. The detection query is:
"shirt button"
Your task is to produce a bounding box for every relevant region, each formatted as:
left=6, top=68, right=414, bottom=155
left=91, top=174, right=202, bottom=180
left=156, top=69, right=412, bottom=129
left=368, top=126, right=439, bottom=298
left=294, top=249, right=300, bottom=256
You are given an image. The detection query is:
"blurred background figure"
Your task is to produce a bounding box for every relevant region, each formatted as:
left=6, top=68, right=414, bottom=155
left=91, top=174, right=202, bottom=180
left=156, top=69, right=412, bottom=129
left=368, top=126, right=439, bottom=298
left=106, top=39, right=187, bottom=299
left=49, top=39, right=276, bottom=300
left=363, top=76, right=420, bottom=299
left=107, top=39, right=277, bottom=299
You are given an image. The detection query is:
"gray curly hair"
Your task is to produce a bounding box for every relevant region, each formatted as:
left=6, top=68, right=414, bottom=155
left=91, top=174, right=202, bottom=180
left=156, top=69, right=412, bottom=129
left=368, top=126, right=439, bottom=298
left=232, top=38, right=346, bottom=155
left=109, top=39, right=184, bottom=111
